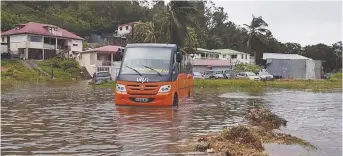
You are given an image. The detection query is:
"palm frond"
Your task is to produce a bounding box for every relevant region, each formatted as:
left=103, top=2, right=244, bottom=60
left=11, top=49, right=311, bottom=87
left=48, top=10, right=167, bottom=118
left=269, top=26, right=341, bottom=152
left=256, top=28, right=271, bottom=35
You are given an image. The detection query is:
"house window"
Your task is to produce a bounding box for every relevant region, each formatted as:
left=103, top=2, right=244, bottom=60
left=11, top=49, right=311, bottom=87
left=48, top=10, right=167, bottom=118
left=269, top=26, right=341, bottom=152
left=223, top=54, right=226, bottom=58
left=245, top=55, right=247, bottom=59
left=232, top=55, right=237, bottom=59
left=1, top=37, right=4, bottom=42
left=126, top=26, right=129, bottom=30
left=29, top=36, right=42, bottom=42
left=119, top=27, right=122, bottom=31
left=241, top=54, right=243, bottom=59
left=73, top=44, right=78, bottom=46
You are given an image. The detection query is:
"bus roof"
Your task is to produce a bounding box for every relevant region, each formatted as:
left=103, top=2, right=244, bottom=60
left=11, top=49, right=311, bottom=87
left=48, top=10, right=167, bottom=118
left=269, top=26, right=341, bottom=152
left=126, top=43, right=177, bottom=49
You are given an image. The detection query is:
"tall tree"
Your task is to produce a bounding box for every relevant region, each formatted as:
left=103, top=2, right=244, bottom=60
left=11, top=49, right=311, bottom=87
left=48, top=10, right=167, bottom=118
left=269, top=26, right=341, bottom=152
left=331, top=41, right=342, bottom=70
left=244, top=14, right=271, bottom=65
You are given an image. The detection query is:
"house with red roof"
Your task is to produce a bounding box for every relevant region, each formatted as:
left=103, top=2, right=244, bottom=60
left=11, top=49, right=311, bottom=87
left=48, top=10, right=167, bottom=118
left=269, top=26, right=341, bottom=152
left=76, top=45, right=124, bottom=79
left=1, top=22, right=84, bottom=60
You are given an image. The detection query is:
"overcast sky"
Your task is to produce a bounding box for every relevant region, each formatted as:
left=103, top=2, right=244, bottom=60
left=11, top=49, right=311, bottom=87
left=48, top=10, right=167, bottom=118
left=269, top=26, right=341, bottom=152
left=213, top=0, right=342, bottom=46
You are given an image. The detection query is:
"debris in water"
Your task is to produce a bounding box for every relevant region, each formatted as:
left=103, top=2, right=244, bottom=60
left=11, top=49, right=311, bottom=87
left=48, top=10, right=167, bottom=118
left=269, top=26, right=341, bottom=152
left=246, top=108, right=287, bottom=129
left=207, top=148, right=214, bottom=153
left=195, top=141, right=210, bottom=151
left=190, top=108, right=316, bottom=155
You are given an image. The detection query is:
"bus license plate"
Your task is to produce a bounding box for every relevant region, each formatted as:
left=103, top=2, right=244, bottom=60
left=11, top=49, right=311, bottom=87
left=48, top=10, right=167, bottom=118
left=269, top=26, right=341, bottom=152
left=134, top=98, right=149, bottom=102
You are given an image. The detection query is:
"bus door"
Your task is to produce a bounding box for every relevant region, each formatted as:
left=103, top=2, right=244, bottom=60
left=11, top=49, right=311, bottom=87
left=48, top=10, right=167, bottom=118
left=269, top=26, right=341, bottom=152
left=176, top=52, right=192, bottom=99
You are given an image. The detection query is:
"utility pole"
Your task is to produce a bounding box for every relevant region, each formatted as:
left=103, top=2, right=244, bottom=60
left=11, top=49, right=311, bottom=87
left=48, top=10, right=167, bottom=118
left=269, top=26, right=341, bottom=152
left=50, top=63, right=54, bottom=80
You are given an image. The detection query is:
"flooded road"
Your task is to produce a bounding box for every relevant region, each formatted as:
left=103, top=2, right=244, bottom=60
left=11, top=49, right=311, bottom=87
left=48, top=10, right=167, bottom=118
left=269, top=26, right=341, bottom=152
left=1, top=81, right=342, bottom=156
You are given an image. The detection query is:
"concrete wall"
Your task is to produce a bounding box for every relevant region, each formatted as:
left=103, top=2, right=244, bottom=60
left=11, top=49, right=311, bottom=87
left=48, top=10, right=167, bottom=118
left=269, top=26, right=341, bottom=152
left=9, top=34, right=28, bottom=54
left=77, top=52, right=96, bottom=77
left=68, top=39, right=82, bottom=52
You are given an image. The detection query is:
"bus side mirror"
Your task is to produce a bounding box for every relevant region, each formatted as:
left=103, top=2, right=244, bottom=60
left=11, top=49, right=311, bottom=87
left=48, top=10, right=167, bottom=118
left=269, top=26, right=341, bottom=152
left=176, top=52, right=182, bottom=63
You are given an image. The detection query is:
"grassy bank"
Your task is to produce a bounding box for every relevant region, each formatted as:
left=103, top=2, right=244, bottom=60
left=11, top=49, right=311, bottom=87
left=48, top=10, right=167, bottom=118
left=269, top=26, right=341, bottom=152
left=98, top=78, right=341, bottom=92
left=194, top=79, right=342, bottom=92
left=1, top=58, right=85, bottom=87
left=38, top=58, right=83, bottom=82
left=1, top=60, right=49, bottom=86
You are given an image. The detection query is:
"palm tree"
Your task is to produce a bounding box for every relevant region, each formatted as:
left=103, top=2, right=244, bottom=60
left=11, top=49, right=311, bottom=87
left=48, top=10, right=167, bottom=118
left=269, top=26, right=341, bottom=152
left=244, top=14, right=271, bottom=65
left=154, top=1, right=199, bottom=48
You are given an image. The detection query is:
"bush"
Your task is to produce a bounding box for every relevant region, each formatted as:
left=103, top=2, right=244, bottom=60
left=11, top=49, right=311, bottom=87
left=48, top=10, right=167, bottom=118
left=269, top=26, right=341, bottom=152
left=38, top=58, right=82, bottom=80
left=59, top=59, right=79, bottom=71
left=234, top=63, right=263, bottom=73
left=330, top=72, right=342, bottom=80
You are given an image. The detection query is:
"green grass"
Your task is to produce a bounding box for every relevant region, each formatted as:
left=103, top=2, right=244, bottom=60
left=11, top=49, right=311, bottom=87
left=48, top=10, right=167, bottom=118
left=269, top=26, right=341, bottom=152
left=330, top=72, right=342, bottom=80
left=1, top=60, right=49, bottom=86
left=38, top=58, right=82, bottom=81
left=194, top=79, right=341, bottom=92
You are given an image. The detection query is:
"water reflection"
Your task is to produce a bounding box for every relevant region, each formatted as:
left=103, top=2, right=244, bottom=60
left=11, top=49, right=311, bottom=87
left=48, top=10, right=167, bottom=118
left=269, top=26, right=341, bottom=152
left=1, top=82, right=341, bottom=156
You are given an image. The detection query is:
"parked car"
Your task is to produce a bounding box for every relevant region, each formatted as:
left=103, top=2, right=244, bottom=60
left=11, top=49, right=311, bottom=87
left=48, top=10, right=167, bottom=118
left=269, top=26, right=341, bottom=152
left=237, top=72, right=261, bottom=80
left=193, top=72, right=205, bottom=79
left=92, top=71, right=112, bottom=84
left=214, top=70, right=225, bottom=79
left=258, top=71, right=274, bottom=81
left=203, top=70, right=216, bottom=79
left=223, top=69, right=237, bottom=79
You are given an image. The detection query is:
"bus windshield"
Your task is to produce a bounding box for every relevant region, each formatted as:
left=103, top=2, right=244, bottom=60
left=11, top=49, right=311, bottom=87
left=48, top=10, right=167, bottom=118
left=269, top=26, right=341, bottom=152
left=120, top=47, right=172, bottom=75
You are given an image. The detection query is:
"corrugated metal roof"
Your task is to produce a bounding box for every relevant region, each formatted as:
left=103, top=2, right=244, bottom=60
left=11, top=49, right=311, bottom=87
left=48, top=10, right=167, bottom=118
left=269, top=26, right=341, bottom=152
left=263, top=53, right=311, bottom=60
left=193, top=59, right=231, bottom=66
left=126, top=43, right=176, bottom=48
left=196, top=48, right=215, bottom=53
left=212, top=49, right=247, bottom=55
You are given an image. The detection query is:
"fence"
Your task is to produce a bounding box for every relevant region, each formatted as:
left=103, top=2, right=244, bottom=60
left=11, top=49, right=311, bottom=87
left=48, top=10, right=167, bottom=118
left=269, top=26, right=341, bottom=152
left=95, top=66, right=120, bottom=80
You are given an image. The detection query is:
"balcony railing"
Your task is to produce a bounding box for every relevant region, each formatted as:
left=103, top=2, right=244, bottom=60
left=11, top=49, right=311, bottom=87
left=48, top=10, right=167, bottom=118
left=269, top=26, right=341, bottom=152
left=58, top=45, right=70, bottom=50
left=97, top=61, right=122, bottom=66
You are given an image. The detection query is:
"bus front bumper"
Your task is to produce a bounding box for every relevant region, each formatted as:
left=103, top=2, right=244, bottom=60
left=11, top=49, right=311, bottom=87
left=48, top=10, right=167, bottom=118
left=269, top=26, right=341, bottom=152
left=115, top=91, right=173, bottom=106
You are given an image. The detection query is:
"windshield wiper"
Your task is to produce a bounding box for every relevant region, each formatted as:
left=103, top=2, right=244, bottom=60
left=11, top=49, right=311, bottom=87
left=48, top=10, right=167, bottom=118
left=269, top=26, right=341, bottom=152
left=142, top=65, right=162, bottom=77
left=125, top=65, right=142, bottom=76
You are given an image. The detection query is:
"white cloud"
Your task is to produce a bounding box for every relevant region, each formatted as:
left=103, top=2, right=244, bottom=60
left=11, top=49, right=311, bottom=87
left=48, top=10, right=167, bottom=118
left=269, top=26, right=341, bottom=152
left=214, top=0, right=342, bottom=46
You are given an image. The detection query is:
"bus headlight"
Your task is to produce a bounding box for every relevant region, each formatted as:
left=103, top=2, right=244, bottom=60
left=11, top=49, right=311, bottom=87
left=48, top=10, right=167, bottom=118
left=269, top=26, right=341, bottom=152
left=158, top=85, right=171, bottom=93
left=116, top=84, right=127, bottom=92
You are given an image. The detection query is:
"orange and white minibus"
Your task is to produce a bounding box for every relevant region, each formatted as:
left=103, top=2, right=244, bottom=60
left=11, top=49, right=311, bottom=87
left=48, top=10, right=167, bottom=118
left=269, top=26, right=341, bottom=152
left=115, top=43, right=194, bottom=107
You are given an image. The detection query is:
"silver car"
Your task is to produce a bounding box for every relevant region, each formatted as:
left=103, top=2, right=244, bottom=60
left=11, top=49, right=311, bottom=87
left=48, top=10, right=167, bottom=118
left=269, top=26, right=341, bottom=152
left=193, top=72, right=204, bottom=79
left=92, top=71, right=112, bottom=84
left=258, top=71, right=274, bottom=81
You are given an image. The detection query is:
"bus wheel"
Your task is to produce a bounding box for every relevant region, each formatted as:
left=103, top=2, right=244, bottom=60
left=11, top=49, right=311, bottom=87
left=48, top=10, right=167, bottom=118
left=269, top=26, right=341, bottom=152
left=173, top=93, right=178, bottom=108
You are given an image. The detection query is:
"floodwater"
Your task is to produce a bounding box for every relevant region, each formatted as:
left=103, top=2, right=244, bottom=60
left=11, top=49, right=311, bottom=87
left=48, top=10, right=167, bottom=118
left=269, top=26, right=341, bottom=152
left=1, top=81, right=342, bottom=156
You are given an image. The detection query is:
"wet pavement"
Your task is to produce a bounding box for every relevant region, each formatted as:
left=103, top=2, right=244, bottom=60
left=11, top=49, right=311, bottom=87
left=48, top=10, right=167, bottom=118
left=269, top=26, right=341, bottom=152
left=1, top=81, right=342, bottom=156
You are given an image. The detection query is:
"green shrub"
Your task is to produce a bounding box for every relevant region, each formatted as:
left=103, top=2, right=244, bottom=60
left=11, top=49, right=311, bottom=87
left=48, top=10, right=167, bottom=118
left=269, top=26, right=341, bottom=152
left=330, top=73, right=342, bottom=80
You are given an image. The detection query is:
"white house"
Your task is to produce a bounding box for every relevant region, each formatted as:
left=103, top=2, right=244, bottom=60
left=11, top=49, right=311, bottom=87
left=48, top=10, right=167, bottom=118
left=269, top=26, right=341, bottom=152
left=192, top=48, right=251, bottom=65
left=1, top=22, right=84, bottom=59
left=116, top=22, right=138, bottom=37
left=212, top=49, right=250, bottom=64
left=76, top=45, right=124, bottom=80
